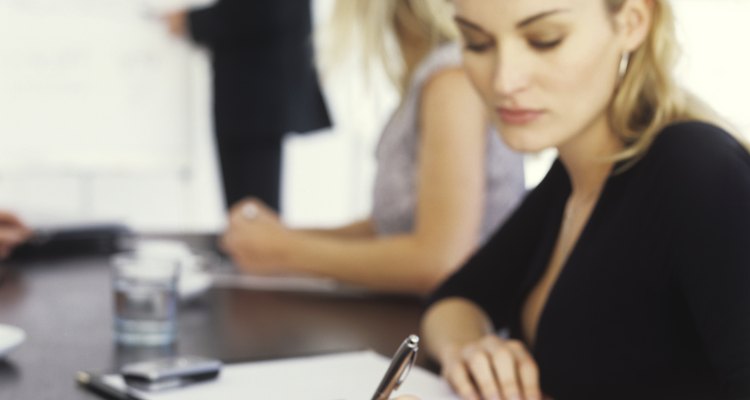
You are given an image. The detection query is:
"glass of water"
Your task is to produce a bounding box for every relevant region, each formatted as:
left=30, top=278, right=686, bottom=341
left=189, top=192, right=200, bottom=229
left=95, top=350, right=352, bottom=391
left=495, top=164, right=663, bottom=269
left=112, top=253, right=179, bottom=346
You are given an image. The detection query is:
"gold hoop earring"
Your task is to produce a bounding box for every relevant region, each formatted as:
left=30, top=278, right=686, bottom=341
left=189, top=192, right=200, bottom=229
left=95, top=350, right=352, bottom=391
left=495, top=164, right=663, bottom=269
left=618, top=52, right=631, bottom=81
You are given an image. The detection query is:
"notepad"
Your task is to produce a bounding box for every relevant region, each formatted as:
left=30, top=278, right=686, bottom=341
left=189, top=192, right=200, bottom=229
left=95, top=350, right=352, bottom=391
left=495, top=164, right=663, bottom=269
left=211, top=271, right=370, bottom=296
left=102, top=350, right=458, bottom=400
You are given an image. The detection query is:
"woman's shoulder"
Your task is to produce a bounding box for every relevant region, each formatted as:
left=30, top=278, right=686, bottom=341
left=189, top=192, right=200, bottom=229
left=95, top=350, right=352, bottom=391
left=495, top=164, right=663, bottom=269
left=649, top=121, right=749, bottom=166
left=411, top=42, right=463, bottom=89
left=638, top=121, right=750, bottom=196
left=424, top=42, right=462, bottom=66
left=639, top=121, right=750, bottom=179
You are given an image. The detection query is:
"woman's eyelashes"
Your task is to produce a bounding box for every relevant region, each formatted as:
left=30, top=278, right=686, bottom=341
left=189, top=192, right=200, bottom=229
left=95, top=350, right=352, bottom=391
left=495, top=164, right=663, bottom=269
left=464, top=40, right=494, bottom=52
left=463, top=37, right=564, bottom=53
left=459, top=29, right=494, bottom=53
left=459, top=26, right=566, bottom=53
left=528, top=37, right=564, bottom=50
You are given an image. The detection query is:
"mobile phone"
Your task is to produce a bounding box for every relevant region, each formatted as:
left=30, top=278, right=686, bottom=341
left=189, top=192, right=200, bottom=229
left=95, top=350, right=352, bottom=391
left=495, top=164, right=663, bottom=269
left=121, top=356, right=222, bottom=392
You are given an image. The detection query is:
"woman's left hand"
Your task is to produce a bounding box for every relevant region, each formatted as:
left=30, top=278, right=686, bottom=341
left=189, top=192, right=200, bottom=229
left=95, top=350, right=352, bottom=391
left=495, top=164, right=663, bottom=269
left=161, top=10, right=187, bottom=37
left=0, top=211, right=32, bottom=260
left=220, top=198, right=294, bottom=275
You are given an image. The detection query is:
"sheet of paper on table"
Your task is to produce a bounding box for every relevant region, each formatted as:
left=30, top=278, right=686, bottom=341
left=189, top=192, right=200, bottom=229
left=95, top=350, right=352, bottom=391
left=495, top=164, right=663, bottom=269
left=103, top=350, right=459, bottom=400
left=211, top=271, right=370, bottom=296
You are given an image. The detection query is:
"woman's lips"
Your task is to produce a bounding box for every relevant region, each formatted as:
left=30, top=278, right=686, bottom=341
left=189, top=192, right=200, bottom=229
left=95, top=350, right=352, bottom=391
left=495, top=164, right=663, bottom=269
left=497, top=108, right=545, bottom=125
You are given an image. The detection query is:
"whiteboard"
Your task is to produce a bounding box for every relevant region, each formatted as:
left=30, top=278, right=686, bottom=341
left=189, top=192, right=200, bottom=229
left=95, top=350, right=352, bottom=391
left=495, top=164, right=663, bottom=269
left=0, top=0, right=212, bottom=171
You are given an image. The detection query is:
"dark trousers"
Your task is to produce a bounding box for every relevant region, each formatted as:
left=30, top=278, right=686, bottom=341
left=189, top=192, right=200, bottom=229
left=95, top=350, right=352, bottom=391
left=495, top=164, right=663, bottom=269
left=215, top=135, right=283, bottom=211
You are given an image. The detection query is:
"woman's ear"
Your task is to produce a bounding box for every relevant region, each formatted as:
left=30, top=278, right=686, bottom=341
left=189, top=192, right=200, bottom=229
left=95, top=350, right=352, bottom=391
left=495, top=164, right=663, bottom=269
left=615, top=0, right=654, bottom=52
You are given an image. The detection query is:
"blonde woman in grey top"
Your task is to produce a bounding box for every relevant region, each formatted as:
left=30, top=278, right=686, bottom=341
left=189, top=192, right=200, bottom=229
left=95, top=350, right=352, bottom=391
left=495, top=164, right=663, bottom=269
left=373, top=43, right=523, bottom=244
left=220, top=0, right=525, bottom=295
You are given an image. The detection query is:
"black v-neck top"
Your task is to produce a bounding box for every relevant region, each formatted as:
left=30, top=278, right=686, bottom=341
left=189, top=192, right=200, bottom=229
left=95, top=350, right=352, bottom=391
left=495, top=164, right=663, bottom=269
left=429, top=122, right=750, bottom=399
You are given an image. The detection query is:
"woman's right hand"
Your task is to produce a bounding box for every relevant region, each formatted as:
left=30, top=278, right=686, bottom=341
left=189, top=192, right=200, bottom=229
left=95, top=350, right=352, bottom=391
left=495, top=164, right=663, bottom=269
left=220, top=198, right=293, bottom=276
left=441, top=335, right=542, bottom=400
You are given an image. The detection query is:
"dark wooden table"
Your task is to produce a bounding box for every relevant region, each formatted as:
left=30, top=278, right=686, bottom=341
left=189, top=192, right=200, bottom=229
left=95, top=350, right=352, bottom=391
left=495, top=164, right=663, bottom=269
left=0, top=236, right=427, bottom=400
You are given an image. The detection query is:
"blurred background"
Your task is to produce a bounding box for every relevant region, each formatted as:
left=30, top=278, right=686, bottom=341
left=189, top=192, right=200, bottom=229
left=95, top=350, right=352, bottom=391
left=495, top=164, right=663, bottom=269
left=0, top=0, right=747, bottom=233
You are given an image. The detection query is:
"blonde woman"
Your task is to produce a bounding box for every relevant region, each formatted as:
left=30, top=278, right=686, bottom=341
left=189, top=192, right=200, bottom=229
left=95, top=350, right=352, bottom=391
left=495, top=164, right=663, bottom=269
left=220, top=1, right=525, bottom=295
left=419, top=0, right=750, bottom=399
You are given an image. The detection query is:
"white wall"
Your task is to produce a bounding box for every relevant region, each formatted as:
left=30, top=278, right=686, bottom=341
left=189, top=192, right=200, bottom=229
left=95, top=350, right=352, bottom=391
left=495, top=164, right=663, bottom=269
left=673, top=0, right=750, bottom=135
left=0, top=0, right=747, bottom=233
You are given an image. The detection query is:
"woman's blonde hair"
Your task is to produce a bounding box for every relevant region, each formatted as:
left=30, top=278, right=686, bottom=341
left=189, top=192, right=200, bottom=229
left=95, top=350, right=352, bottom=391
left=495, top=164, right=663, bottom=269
left=321, top=0, right=457, bottom=94
left=605, top=0, right=735, bottom=162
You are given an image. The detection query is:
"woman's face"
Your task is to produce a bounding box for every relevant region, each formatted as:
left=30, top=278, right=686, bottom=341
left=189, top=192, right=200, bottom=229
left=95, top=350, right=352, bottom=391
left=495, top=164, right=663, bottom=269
left=454, top=0, right=629, bottom=153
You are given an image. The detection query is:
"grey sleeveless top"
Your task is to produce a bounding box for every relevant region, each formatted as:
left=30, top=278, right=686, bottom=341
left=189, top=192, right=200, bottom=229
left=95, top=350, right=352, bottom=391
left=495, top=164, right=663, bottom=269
left=371, top=43, right=525, bottom=244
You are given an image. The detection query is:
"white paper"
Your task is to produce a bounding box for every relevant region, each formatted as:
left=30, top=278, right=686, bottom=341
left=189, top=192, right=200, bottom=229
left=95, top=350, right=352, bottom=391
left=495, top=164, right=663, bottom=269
left=103, top=350, right=458, bottom=400
left=0, top=324, right=26, bottom=359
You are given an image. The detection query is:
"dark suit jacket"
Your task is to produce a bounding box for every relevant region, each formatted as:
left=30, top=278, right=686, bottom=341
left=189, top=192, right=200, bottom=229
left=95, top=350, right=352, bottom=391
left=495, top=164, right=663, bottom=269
left=188, top=0, right=331, bottom=142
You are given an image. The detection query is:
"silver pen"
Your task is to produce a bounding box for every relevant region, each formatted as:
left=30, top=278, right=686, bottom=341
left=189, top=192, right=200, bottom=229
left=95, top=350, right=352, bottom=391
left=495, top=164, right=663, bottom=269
left=371, top=334, right=419, bottom=400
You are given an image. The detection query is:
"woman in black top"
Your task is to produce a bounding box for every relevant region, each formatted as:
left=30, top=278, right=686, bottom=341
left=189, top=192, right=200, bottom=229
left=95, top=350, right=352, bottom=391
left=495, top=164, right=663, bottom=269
left=418, top=1, right=750, bottom=399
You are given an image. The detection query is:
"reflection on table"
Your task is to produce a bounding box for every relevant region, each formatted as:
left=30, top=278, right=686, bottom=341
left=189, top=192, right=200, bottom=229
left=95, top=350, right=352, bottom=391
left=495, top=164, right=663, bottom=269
left=0, top=235, right=428, bottom=400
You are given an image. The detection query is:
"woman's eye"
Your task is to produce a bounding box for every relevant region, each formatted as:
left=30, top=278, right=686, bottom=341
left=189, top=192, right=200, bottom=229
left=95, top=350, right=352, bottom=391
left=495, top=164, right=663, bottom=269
left=529, top=38, right=563, bottom=50
left=464, top=42, right=493, bottom=53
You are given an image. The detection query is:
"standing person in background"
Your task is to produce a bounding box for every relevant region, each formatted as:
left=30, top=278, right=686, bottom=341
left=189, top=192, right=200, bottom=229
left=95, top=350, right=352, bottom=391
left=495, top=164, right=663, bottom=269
left=419, top=0, right=750, bottom=399
left=163, top=1, right=331, bottom=210
left=0, top=211, right=31, bottom=260
left=220, top=0, right=526, bottom=296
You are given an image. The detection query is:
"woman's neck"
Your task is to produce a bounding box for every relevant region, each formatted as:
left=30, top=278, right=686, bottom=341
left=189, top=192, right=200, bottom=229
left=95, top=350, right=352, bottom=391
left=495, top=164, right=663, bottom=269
left=395, top=8, right=431, bottom=89
left=557, top=116, right=623, bottom=200
left=399, top=40, right=429, bottom=86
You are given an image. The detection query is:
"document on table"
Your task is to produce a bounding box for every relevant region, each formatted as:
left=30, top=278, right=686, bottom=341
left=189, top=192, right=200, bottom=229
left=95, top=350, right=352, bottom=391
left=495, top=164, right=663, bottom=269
left=102, top=350, right=459, bottom=400
left=211, top=271, right=370, bottom=296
